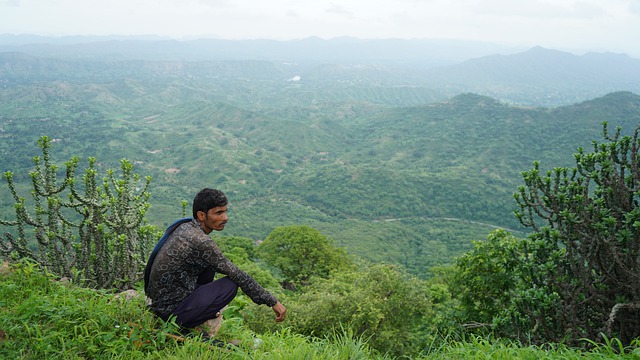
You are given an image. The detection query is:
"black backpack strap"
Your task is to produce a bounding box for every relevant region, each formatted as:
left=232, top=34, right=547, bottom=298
left=143, top=217, right=192, bottom=293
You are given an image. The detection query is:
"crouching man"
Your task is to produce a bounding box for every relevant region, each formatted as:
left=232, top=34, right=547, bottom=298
left=144, top=188, right=286, bottom=337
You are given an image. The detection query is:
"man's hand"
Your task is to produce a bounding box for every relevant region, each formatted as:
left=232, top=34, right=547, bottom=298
left=272, top=301, right=287, bottom=322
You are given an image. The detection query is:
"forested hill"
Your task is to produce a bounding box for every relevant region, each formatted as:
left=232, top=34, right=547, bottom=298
left=419, top=47, right=640, bottom=105
left=1, top=55, right=639, bottom=277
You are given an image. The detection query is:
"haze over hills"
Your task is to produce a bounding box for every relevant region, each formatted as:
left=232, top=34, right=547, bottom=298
left=419, top=47, right=640, bottom=105
left=1, top=37, right=640, bottom=277
left=1, top=37, right=639, bottom=106
left=0, top=35, right=522, bottom=65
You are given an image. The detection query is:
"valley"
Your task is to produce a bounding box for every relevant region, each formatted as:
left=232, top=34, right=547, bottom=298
left=1, top=39, right=640, bottom=278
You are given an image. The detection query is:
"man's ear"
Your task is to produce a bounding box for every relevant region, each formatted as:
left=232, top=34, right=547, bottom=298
left=196, top=210, right=206, bottom=221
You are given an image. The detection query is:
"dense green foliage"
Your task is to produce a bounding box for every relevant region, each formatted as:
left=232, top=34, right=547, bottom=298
left=512, top=123, right=640, bottom=344
left=0, top=136, right=157, bottom=290
left=447, top=124, right=640, bottom=347
left=258, top=225, right=352, bottom=286
left=287, top=264, right=434, bottom=358
left=3, top=76, right=639, bottom=279
left=452, top=229, right=521, bottom=328
left=3, top=251, right=640, bottom=358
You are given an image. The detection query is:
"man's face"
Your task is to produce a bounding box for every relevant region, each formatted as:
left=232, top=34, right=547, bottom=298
left=198, top=205, right=228, bottom=234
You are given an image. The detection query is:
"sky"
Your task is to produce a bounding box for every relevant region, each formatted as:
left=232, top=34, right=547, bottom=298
left=1, top=0, right=639, bottom=57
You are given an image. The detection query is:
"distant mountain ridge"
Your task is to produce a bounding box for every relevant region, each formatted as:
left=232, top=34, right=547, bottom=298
left=419, top=46, right=640, bottom=104
left=0, top=35, right=520, bottom=66
left=1, top=43, right=638, bottom=107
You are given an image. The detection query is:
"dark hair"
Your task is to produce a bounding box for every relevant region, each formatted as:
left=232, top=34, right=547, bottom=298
left=192, top=188, right=228, bottom=218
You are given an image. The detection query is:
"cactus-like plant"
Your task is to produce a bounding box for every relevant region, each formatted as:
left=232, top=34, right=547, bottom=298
left=0, top=136, right=158, bottom=290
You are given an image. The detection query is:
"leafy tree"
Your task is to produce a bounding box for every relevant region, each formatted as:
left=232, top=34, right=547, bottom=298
left=0, top=136, right=157, bottom=290
left=216, top=235, right=257, bottom=260
left=452, top=229, right=521, bottom=328
left=513, top=122, right=640, bottom=344
left=257, top=225, right=352, bottom=287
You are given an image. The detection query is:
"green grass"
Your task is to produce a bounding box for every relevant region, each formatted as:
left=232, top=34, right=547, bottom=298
left=428, top=335, right=640, bottom=360
left=0, top=260, right=387, bottom=359
left=1, top=260, right=639, bottom=359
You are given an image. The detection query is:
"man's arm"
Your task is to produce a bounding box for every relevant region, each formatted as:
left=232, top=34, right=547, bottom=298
left=272, top=301, right=287, bottom=322
left=197, top=236, right=278, bottom=306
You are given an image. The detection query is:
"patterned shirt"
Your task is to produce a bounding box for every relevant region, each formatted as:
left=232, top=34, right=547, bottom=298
left=146, top=219, right=277, bottom=316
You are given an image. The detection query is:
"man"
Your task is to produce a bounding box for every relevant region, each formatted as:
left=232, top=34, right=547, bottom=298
left=145, top=188, right=286, bottom=335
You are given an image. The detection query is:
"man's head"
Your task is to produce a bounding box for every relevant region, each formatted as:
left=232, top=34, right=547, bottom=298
left=193, top=188, right=229, bottom=234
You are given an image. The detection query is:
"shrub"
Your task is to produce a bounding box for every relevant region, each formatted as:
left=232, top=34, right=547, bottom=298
left=0, top=136, right=158, bottom=290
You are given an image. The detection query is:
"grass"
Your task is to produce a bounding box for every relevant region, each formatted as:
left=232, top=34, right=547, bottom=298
left=428, top=336, right=640, bottom=360
left=1, top=260, right=640, bottom=359
left=0, top=260, right=387, bottom=359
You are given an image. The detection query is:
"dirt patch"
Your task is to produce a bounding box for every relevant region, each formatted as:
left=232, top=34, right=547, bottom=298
left=165, top=168, right=181, bottom=174
left=114, top=289, right=142, bottom=302
left=0, top=261, right=9, bottom=275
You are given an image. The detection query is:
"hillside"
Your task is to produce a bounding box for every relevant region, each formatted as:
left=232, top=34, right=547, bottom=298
left=2, top=54, right=639, bottom=277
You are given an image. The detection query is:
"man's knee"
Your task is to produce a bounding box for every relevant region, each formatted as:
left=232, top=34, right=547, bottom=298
left=216, top=276, right=239, bottom=298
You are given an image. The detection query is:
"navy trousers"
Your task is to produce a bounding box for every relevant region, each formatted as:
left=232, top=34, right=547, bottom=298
left=168, top=269, right=239, bottom=328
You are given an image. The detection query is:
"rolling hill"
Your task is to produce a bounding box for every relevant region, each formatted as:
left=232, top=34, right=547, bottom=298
left=1, top=48, right=640, bottom=277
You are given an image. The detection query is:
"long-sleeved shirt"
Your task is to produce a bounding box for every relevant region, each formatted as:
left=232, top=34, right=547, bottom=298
left=146, top=219, right=277, bottom=316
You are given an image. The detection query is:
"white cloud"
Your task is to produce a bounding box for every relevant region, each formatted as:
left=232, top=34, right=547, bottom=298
left=325, top=3, right=355, bottom=18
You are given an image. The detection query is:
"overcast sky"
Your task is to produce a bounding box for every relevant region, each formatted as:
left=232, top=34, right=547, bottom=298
left=1, top=0, right=639, bottom=57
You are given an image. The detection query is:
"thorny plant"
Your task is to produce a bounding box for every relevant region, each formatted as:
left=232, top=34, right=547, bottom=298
left=0, top=136, right=158, bottom=290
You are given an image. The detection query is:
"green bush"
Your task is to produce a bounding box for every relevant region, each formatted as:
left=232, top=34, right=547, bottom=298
left=452, top=229, right=521, bottom=329
left=258, top=225, right=353, bottom=287
left=286, top=264, right=434, bottom=358
left=216, top=235, right=258, bottom=260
